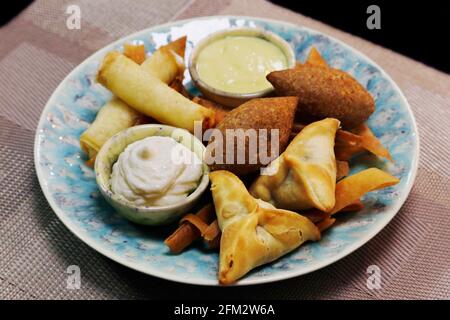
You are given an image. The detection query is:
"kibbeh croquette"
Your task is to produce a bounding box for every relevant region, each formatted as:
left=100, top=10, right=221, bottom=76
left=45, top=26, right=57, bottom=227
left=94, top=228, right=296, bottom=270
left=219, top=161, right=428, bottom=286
left=267, top=65, right=375, bottom=128
left=206, top=97, right=298, bottom=175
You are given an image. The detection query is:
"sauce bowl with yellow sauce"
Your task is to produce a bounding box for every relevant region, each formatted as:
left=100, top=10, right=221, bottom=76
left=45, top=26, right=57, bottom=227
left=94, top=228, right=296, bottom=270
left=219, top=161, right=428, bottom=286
left=189, top=28, right=295, bottom=107
left=95, top=124, right=210, bottom=225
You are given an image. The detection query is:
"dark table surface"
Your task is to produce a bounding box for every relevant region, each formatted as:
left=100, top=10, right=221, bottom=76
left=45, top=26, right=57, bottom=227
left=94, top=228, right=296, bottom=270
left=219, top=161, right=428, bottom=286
left=272, top=1, right=450, bottom=74
left=4, top=1, right=449, bottom=74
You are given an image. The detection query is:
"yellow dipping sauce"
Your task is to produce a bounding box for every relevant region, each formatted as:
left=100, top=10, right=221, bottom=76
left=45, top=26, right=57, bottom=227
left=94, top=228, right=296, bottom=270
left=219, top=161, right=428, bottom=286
left=196, top=36, right=287, bottom=94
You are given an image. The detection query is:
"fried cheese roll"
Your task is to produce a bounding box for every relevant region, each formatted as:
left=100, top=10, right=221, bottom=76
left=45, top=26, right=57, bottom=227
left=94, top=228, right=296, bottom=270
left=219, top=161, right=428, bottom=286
left=80, top=97, right=145, bottom=164
left=97, top=52, right=215, bottom=133
left=80, top=37, right=188, bottom=163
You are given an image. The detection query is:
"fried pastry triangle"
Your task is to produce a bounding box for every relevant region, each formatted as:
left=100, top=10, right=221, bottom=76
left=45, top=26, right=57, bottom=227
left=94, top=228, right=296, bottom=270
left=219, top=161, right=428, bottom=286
left=250, top=118, right=340, bottom=212
left=210, top=170, right=320, bottom=284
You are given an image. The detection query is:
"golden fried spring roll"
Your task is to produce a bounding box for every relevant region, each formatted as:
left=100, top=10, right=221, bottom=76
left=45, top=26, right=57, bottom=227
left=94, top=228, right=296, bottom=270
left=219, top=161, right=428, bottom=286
left=80, top=37, right=188, bottom=163
left=97, top=52, right=215, bottom=132
left=80, top=97, right=144, bottom=159
left=141, top=36, right=186, bottom=84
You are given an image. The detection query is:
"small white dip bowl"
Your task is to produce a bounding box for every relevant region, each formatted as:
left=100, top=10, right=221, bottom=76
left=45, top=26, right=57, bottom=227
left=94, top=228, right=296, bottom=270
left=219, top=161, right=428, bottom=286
left=188, top=27, right=296, bottom=108
left=95, top=124, right=209, bottom=226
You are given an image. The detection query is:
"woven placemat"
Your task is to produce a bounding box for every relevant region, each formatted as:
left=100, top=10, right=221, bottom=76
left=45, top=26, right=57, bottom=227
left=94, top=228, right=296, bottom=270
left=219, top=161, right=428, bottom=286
left=0, top=0, right=449, bottom=299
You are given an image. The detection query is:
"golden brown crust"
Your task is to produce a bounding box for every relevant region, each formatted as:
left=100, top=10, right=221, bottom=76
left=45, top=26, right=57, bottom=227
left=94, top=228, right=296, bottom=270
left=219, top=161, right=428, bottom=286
left=96, top=52, right=215, bottom=133
left=79, top=97, right=144, bottom=164
left=207, top=97, right=298, bottom=175
left=96, top=51, right=121, bottom=86
left=267, top=65, right=375, bottom=129
left=250, top=118, right=340, bottom=212
left=331, top=168, right=399, bottom=214
left=161, top=36, right=187, bottom=58
left=192, top=96, right=229, bottom=125
left=164, top=204, right=215, bottom=254
left=336, top=160, right=350, bottom=180
left=305, top=47, right=328, bottom=67
left=210, top=170, right=320, bottom=284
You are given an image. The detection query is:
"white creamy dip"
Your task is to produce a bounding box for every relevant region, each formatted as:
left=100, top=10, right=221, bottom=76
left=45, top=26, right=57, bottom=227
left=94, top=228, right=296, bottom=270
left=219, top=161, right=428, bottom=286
left=110, top=136, right=203, bottom=207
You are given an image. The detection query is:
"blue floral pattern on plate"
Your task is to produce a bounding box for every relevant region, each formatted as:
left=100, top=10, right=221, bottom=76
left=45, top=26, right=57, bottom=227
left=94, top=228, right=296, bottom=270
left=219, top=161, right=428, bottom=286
left=34, top=16, right=419, bottom=285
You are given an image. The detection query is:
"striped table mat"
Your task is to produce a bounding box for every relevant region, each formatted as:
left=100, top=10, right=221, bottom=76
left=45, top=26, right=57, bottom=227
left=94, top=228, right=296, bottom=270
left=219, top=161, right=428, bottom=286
left=0, top=0, right=449, bottom=299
